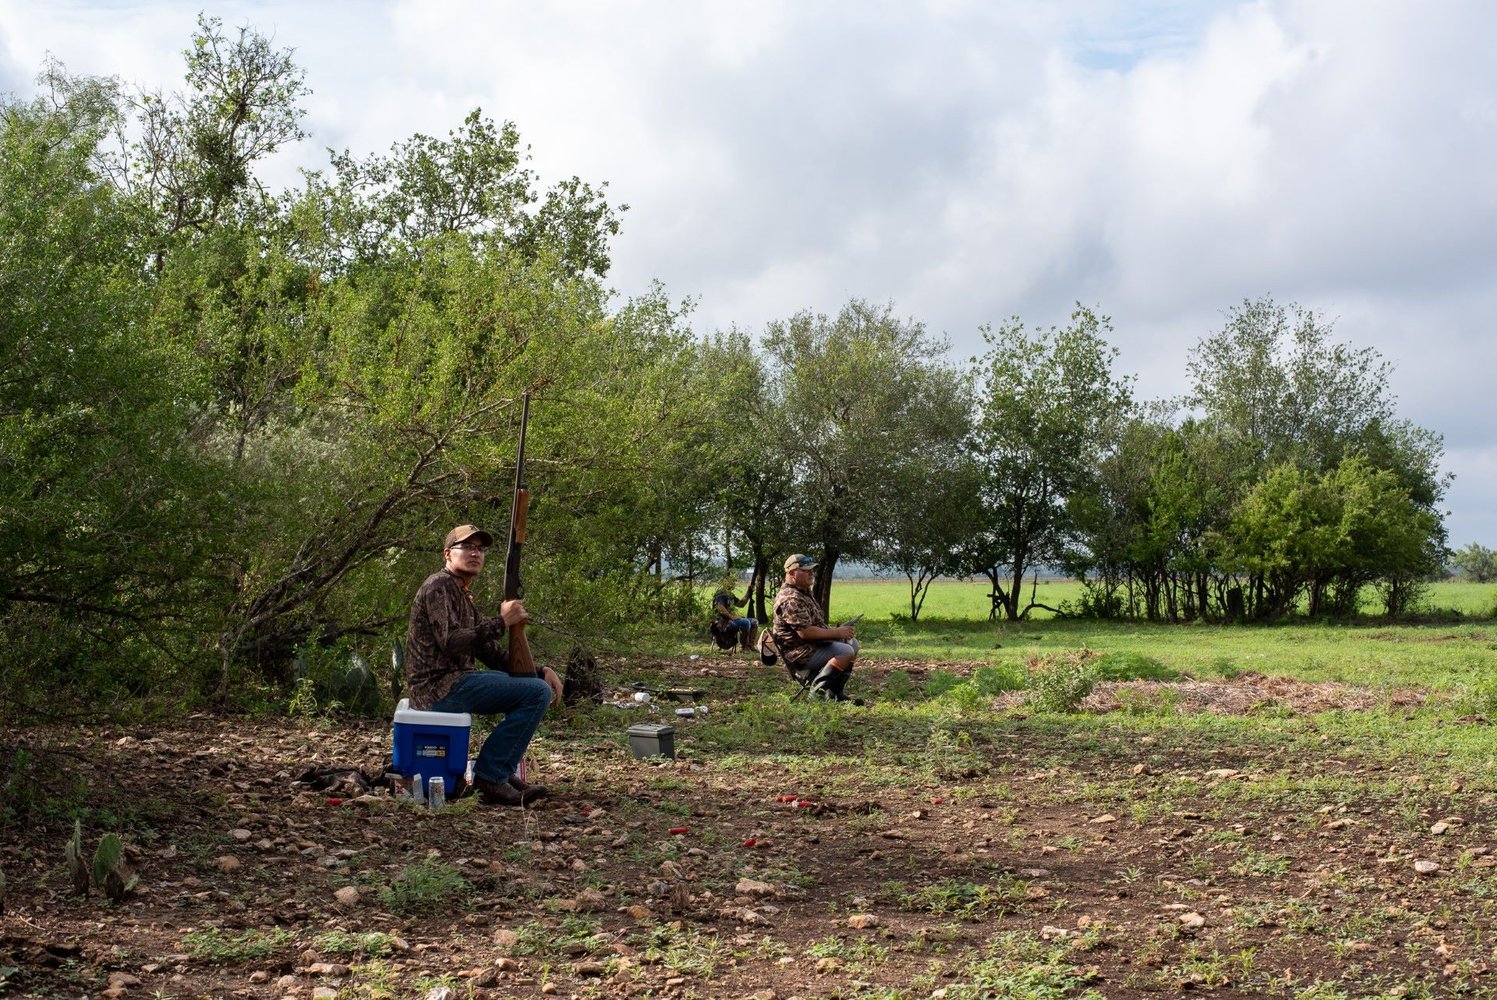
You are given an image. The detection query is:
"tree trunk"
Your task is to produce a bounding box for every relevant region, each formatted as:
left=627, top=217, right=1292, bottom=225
left=1225, top=585, right=1245, bottom=623
left=984, top=568, right=1005, bottom=622
left=812, top=550, right=840, bottom=618
left=752, top=556, right=771, bottom=623
left=907, top=567, right=936, bottom=622
left=748, top=542, right=771, bottom=623
left=1005, top=562, right=1024, bottom=620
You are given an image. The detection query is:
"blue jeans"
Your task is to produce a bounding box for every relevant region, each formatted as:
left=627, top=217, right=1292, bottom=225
left=728, top=616, right=756, bottom=634
left=432, top=671, right=553, bottom=784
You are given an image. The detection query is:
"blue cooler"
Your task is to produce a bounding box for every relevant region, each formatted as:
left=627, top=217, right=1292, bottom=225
left=392, top=698, right=471, bottom=795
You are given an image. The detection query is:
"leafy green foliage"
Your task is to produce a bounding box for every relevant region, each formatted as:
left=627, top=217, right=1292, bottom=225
left=760, top=299, right=971, bottom=613
left=1026, top=653, right=1098, bottom=713
left=924, top=670, right=966, bottom=697
left=632, top=923, right=726, bottom=977
left=513, top=914, right=604, bottom=957
left=967, top=306, right=1134, bottom=621
left=123, top=14, right=309, bottom=244
left=0, top=76, right=233, bottom=713
left=879, top=669, right=917, bottom=701
left=945, top=933, right=1107, bottom=1000
left=925, top=727, right=992, bottom=780
left=1451, top=543, right=1497, bottom=583
left=894, top=877, right=1029, bottom=920
left=0, top=25, right=1460, bottom=725
left=1230, top=456, right=1443, bottom=618
left=314, top=109, right=621, bottom=278
left=3, top=23, right=703, bottom=714
left=287, top=644, right=384, bottom=718
left=970, top=664, right=1027, bottom=694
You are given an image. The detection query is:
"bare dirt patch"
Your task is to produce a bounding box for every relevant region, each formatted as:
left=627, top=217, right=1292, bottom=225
left=1014, top=672, right=1428, bottom=716
left=2, top=658, right=1491, bottom=999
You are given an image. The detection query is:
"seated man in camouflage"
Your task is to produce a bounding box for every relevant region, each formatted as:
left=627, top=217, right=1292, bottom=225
left=770, top=553, right=859, bottom=701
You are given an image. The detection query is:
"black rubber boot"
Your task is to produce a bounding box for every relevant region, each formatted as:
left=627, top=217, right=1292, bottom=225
left=828, top=667, right=852, bottom=698
left=809, top=664, right=840, bottom=700
left=811, top=665, right=852, bottom=701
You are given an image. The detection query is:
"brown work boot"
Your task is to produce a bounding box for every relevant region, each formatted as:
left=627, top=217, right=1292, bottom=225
left=508, top=776, right=549, bottom=802
left=473, top=775, right=524, bottom=807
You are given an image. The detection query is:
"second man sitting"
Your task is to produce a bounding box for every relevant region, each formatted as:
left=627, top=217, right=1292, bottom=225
left=771, top=553, right=859, bottom=701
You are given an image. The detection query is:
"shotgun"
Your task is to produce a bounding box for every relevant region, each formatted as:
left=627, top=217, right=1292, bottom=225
left=502, top=392, right=535, bottom=675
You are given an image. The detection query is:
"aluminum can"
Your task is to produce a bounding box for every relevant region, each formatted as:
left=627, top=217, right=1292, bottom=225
left=427, top=775, right=446, bottom=809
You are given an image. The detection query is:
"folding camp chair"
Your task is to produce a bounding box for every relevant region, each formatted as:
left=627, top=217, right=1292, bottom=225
left=788, top=662, right=816, bottom=701
left=708, top=617, right=739, bottom=656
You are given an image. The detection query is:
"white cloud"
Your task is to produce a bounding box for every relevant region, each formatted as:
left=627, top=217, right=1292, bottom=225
left=4, top=0, right=1496, bottom=539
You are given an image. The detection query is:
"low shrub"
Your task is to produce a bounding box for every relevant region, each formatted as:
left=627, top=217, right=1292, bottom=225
left=969, top=664, right=1026, bottom=695
left=1095, top=652, right=1180, bottom=682
left=925, top=726, right=990, bottom=780
left=312, top=930, right=399, bottom=957
left=1026, top=652, right=1098, bottom=713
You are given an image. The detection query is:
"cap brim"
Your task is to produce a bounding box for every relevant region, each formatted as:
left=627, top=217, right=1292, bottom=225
left=448, top=529, right=495, bottom=548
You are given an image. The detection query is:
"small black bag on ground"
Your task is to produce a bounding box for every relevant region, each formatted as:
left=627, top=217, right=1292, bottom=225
left=562, top=645, right=604, bottom=707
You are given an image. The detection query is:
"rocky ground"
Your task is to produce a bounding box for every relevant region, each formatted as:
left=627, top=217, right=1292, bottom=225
left=4, top=657, right=1496, bottom=999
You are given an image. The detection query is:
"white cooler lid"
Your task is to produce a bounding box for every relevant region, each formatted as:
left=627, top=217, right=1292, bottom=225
left=393, top=698, right=472, bottom=727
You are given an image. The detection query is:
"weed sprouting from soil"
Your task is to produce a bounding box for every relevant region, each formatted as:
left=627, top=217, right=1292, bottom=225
left=379, top=857, right=472, bottom=915
left=182, top=928, right=292, bottom=962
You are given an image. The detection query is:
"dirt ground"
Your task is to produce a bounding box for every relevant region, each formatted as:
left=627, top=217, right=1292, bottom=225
left=3, top=658, right=1493, bottom=999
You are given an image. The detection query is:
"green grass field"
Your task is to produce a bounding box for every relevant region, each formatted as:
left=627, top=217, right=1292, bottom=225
left=688, top=579, right=1497, bottom=691
left=822, top=577, right=1497, bottom=624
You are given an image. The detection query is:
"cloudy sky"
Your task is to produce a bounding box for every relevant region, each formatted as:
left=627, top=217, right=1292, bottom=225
left=3, top=1, right=1495, bottom=544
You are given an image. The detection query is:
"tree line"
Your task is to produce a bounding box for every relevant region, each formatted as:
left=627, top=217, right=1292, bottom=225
left=706, top=297, right=1446, bottom=628
left=0, top=21, right=1450, bottom=718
